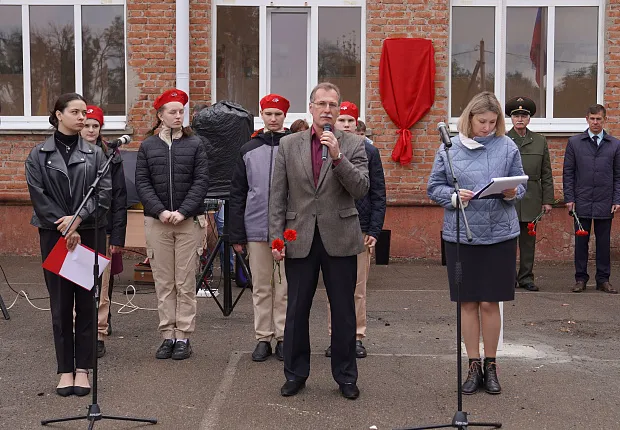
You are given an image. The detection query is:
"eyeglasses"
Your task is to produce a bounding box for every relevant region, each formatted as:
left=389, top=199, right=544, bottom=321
left=311, top=101, right=339, bottom=110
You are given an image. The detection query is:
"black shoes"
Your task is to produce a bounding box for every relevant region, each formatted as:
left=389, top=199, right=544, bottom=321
left=252, top=341, right=272, bottom=362
left=56, top=386, right=74, bottom=397
left=155, top=339, right=175, bottom=359
left=520, top=283, right=539, bottom=292
left=172, top=340, right=192, bottom=360
left=73, top=369, right=91, bottom=397
left=339, top=383, right=360, bottom=400
left=483, top=358, right=501, bottom=394
left=326, top=341, right=367, bottom=359
left=275, top=341, right=284, bottom=361
left=462, top=359, right=483, bottom=395
left=97, top=340, right=106, bottom=358
left=355, top=340, right=367, bottom=358
left=281, top=380, right=305, bottom=396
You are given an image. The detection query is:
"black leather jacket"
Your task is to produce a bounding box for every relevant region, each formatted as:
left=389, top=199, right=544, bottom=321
left=25, top=135, right=112, bottom=230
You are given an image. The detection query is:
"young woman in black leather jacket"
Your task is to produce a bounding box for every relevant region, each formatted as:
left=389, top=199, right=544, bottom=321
left=25, top=93, right=111, bottom=397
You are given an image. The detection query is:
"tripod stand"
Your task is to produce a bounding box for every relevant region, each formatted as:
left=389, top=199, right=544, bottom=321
left=42, top=149, right=156, bottom=428
left=0, top=290, right=9, bottom=320
left=398, top=137, right=501, bottom=430
left=195, top=196, right=252, bottom=316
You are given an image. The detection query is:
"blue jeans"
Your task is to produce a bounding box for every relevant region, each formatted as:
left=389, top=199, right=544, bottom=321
left=215, top=204, right=235, bottom=272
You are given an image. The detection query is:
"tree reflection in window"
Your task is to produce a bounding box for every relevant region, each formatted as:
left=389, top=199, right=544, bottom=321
left=82, top=6, right=125, bottom=115
left=0, top=6, right=24, bottom=116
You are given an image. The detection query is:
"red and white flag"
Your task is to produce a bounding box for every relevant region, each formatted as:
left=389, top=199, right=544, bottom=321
left=42, top=237, right=110, bottom=291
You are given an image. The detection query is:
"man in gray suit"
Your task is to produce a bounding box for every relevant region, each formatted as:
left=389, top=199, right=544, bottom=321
left=270, top=82, right=369, bottom=399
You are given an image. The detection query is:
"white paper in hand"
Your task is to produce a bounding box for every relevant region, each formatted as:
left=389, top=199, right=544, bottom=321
left=43, top=237, right=110, bottom=291
left=473, top=175, right=528, bottom=199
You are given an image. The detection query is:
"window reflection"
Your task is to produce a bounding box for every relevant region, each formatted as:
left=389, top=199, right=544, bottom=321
left=82, top=6, right=125, bottom=115
left=30, top=6, right=75, bottom=116
left=451, top=7, right=495, bottom=117
left=216, top=6, right=259, bottom=116
left=506, top=7, right=547, bottom=118
left=318, top=7, right=361, bottom=108
left=554, top=7, right=598, bottom=118
left=270, top=12, right=308, bottom=112
left=0, top=6, right=24, bottom=116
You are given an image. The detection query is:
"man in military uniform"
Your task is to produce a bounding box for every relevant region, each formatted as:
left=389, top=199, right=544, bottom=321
left=506, top=96, right=555, bottom=291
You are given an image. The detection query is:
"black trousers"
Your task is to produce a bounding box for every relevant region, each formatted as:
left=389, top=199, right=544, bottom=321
left=39, top=227, right=106, bottom=373
left=574, top=218, right=612, bottom=284
left=283, top=226, right=358, bottom=385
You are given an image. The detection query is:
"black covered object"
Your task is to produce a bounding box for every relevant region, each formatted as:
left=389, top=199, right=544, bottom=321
left=193, top=101, right=254, bottom=197
left=119, top=150, right=141, bottom=208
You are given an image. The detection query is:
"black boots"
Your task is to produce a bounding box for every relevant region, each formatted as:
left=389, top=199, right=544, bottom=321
left=462, top=359, right=483, bottom=395
left=483, top=357, right=501, bottom=394
left=462, top=357, right=502, bottom=395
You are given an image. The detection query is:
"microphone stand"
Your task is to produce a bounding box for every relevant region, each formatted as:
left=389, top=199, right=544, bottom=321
left=0, top=287, right=9, bottom=320
left=398, top=137, right=501, bottom=430
left=42, top=148, right=156, bottom=429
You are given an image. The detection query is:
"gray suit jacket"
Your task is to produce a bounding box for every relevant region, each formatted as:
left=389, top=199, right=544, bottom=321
left=269, top=128, right=370, bottom=258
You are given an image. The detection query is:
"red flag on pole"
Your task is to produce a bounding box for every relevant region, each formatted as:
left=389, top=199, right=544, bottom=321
left=530, top=8, right=545, bottom=87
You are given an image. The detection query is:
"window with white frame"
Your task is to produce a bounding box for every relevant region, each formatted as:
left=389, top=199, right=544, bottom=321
left=450, top=0, right=604, bottom=132
left=0, top=0, right=126, bottom=130
left=213, top=1, right=365, bottom=126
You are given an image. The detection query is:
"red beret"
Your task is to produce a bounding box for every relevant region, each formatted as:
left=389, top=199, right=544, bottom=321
left=339, top=101, right=359, bottom=124
left=260, top=94, right=290, bottom=115
left=85, top=105, right=104, bottom=126
left=154, top=88, right=189, bottom=110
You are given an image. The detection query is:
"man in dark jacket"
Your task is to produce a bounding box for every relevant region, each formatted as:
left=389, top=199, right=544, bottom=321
left=506, top=97, right=554, bottom=291
left=563, top=104, right=620, bottom=294
left=230, top=94, right=291, bottom=362
left=325, top=101, right=386, bottom=358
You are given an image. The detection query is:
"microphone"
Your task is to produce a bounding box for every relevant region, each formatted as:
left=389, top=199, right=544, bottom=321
left=437, top=122, right=452, bottom=148
left=322, top=123, right=332, bottom=161
left=107, top=135, right=131, bottom=149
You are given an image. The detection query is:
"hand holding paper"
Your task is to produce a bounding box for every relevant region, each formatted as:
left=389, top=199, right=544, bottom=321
left=472, top=175, right=528, bottom=200
left=42, top=237, right=110, bottom=291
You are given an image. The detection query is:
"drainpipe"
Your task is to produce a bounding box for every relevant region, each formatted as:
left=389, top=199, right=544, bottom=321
left=176, top=0, right=190, bottom=125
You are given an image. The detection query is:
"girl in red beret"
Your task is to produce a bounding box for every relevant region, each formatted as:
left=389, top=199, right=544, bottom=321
left=80, top=106, right=128, bottom=360
left=135, top=88, right=209, bottom=360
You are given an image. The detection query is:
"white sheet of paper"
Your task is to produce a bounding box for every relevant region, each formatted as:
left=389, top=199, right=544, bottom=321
left=58, top=244, right=110, bottom=291
left=473, top=175, right=529, bottom=199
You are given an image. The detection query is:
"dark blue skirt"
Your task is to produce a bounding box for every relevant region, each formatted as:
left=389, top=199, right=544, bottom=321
left=445, top=238, right=517, bottom=302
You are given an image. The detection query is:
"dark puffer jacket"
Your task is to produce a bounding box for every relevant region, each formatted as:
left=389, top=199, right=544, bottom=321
left=355, top=139, right=386, bottom=239
left=135, top=133, right=209, bottom=219
left=563, top=130, right=620, bottom=219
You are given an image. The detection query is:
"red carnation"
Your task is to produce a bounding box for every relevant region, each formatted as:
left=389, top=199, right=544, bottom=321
left=527, top=222, right=535, bottom=230
left=576, top=229, right=589, bottom=236
left=283, top=229, right=297, bottom=242
left=528, top=230, right=536, bottom=236
left=271, top=238, right=284, bottom=251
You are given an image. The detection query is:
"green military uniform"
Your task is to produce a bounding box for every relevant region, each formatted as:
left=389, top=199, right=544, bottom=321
left=506, top=97, right=555, bottom=288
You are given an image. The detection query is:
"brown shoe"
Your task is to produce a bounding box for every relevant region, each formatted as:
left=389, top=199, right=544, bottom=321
left=572, top=281, right=586, bottom=293
left=596, top=281, right=618, bottom=294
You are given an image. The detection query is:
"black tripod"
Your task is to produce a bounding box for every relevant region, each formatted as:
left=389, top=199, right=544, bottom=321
left=0, top=287, right=9, bottom=319
left=398, top=137, right=501, bottom=430
left=195, top=196, right=252, bottom=316
left=42, top=150, right=156, bottom=428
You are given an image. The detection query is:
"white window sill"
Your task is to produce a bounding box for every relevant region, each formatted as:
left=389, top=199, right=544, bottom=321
left=0, top=116, right=128, bottom=133
left=449, top=118, right=588, bottom=135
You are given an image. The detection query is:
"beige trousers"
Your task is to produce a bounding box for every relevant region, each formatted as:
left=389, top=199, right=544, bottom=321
left=97, top=235, right=111, bottom=340
left=145, top=216, right=203, bottom=340
left=247, top=242, right=287, bottom=342
left=328, top=245, right=371, bottom=340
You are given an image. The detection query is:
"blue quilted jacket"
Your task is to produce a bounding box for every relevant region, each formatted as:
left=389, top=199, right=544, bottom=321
left=427, top=133, right=526, bottom=245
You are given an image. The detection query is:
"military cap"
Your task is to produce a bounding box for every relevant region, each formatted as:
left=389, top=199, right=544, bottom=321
left=505, top=96, right=536, bottom=117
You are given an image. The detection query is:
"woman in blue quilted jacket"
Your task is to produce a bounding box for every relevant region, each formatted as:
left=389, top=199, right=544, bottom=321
left=427, top=91, right=526, bottom=396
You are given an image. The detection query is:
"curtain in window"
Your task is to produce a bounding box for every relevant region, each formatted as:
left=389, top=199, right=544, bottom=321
left=380, top=38, right=435, bottom=165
